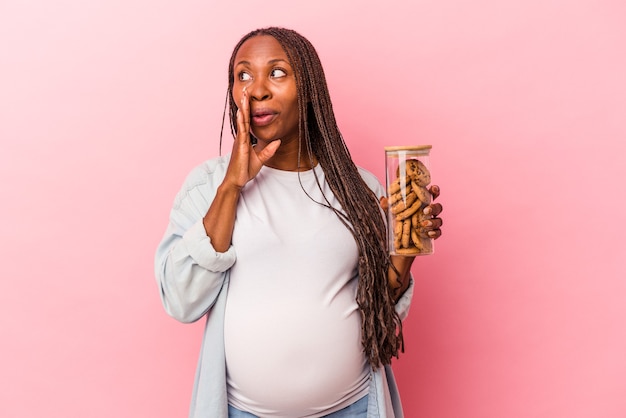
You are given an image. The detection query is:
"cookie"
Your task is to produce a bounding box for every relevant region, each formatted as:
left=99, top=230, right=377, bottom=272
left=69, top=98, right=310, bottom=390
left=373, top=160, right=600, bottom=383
left=389, top=158, right=433, bottom=254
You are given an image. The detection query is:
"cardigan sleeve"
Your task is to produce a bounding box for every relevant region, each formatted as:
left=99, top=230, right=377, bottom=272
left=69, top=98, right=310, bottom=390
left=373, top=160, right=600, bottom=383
left=155, top=157, right=236, bottom=323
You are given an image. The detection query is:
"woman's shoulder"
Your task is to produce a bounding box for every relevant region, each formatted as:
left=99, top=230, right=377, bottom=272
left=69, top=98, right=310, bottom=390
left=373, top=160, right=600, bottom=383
left=183, top=154, right=231, bottom=184
left=172, top=154, right=231, bottom=208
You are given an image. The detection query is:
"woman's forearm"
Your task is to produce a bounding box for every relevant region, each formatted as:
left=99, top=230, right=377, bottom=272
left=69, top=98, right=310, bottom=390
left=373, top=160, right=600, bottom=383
left=389, top=255, right=415, bottom=301
left=202, top=182, right=242, bottom=252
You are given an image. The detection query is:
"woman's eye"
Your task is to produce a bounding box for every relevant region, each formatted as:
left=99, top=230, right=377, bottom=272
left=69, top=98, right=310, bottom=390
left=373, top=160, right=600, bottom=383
left=238, top=72, right=251, bottom=81
left=271, top=68, right=287, bottom=78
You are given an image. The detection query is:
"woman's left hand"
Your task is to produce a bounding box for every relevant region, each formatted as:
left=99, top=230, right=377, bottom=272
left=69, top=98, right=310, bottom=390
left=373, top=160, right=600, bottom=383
left=380, top=184, right=444, bottom=239
left=421, top=185, right=443, bottom=239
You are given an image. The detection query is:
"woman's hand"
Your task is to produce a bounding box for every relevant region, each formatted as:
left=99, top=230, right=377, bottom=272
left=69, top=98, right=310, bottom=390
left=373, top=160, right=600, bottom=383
left=382, top=184, right=444, bottom=301
left=224, top=88, right=281, bottom=190
left=202, top=89, right=281, bottom=252
left=380, top=184, right=443, bottom=239
left=421, top=185, right=443, bottom=239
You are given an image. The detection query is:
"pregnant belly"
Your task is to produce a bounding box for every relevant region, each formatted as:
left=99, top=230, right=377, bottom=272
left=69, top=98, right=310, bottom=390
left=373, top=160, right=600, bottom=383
left=224, top=285, right=368, bottom=415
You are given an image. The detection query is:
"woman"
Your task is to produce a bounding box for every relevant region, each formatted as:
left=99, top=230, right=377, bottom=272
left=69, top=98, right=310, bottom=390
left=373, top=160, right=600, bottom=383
left=155, top=27, right=443, bottom=418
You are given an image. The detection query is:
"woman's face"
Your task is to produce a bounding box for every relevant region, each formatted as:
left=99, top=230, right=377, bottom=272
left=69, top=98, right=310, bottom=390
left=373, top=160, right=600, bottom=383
left=232, top=35, right=299, bottom=147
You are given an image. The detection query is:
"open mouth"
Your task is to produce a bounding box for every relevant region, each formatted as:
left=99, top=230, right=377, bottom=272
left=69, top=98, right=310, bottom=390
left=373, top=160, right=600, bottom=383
left=251, top=109, right=278, bottom=126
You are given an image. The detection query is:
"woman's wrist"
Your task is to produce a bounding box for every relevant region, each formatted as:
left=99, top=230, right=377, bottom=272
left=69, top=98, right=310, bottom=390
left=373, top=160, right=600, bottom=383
left=389, top=255, right=415, bottom=301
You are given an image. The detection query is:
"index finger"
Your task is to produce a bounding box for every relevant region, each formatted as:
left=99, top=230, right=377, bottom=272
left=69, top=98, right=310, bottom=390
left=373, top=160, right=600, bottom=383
left=237, top=87, right=251, bottom=141
left=428, top=202, right=443, bottom=217
left=429, top=185, right=440, bottom=200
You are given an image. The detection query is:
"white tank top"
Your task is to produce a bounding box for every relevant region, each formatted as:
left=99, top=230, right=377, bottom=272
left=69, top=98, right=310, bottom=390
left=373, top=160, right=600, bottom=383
left=224, top=164, right=369, bottom=417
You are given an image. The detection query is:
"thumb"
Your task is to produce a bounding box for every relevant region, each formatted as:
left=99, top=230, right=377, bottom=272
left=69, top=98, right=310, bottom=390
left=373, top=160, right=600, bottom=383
left=256, top=139, right=281, bottom=164
left=379, top=196, right=389, bottom=214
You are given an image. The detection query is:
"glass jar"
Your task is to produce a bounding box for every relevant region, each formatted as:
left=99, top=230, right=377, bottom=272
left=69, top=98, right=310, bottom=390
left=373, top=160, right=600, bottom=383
left=385, top=145, right=434, bottom=256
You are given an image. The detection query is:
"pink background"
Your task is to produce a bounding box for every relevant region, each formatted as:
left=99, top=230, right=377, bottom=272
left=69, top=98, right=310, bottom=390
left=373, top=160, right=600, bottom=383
left=2, top=1, right=625, bottom=417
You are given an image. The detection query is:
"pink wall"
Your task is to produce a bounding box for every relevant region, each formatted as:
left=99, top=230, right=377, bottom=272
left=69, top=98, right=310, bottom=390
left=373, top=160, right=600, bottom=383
left=2, top=1, right=625, bottom=417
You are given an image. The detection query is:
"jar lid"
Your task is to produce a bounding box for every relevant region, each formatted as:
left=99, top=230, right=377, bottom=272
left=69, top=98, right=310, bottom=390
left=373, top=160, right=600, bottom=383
left=384, top=145, right=432, bottom=152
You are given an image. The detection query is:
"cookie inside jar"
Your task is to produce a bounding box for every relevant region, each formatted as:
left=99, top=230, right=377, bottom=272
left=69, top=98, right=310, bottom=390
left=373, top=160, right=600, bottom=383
left=384, top=146, right=433, bottom=256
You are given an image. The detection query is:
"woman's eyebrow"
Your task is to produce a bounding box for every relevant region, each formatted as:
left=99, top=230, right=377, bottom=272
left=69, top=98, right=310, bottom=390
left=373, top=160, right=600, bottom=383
left=235, top=58, right=289, bottom=67
left=267, top=58, right=289, bottom=65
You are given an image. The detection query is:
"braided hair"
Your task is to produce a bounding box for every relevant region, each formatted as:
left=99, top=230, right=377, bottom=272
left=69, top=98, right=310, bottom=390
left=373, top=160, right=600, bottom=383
left=226, top=27, right=403, bottom=369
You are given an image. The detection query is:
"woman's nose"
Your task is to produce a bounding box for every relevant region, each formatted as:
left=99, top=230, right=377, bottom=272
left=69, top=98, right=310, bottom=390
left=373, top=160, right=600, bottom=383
left=248, top=79, right=271, bottom=101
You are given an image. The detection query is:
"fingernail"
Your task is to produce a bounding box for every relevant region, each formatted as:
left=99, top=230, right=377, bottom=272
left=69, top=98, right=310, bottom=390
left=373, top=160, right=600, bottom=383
left=423, top=206, right=432, bottom=215
left=428, top=231, right=437, bottom=237
left=421, top=220, right=432, bottom=227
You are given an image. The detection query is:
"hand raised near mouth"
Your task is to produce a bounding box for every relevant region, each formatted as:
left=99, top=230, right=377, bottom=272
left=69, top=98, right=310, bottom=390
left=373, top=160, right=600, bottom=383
left=225, top=87, right=281, bottom=190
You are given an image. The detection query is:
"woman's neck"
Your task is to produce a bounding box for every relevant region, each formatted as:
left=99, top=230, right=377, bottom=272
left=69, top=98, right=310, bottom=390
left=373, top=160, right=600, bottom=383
left=264, top=154, right=318, bottom=172
left=258, top=139, right=318, bottom=172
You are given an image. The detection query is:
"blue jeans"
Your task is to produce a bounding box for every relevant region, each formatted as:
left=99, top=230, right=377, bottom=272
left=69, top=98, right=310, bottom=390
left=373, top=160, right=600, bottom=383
left=228, top=395, right=368, bottom=417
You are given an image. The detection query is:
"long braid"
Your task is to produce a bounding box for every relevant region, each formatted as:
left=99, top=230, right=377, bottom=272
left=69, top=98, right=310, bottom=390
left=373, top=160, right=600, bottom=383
left=226, top=27, right=404, bottom=369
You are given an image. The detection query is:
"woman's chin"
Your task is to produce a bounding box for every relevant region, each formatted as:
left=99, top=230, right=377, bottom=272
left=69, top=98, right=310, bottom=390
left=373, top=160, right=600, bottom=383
left=252, top=136, right=281, bottom=146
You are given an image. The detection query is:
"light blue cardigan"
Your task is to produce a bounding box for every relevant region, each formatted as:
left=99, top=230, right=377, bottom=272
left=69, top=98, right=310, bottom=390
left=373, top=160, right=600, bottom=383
left=155, top=155, right=414, bottom=418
